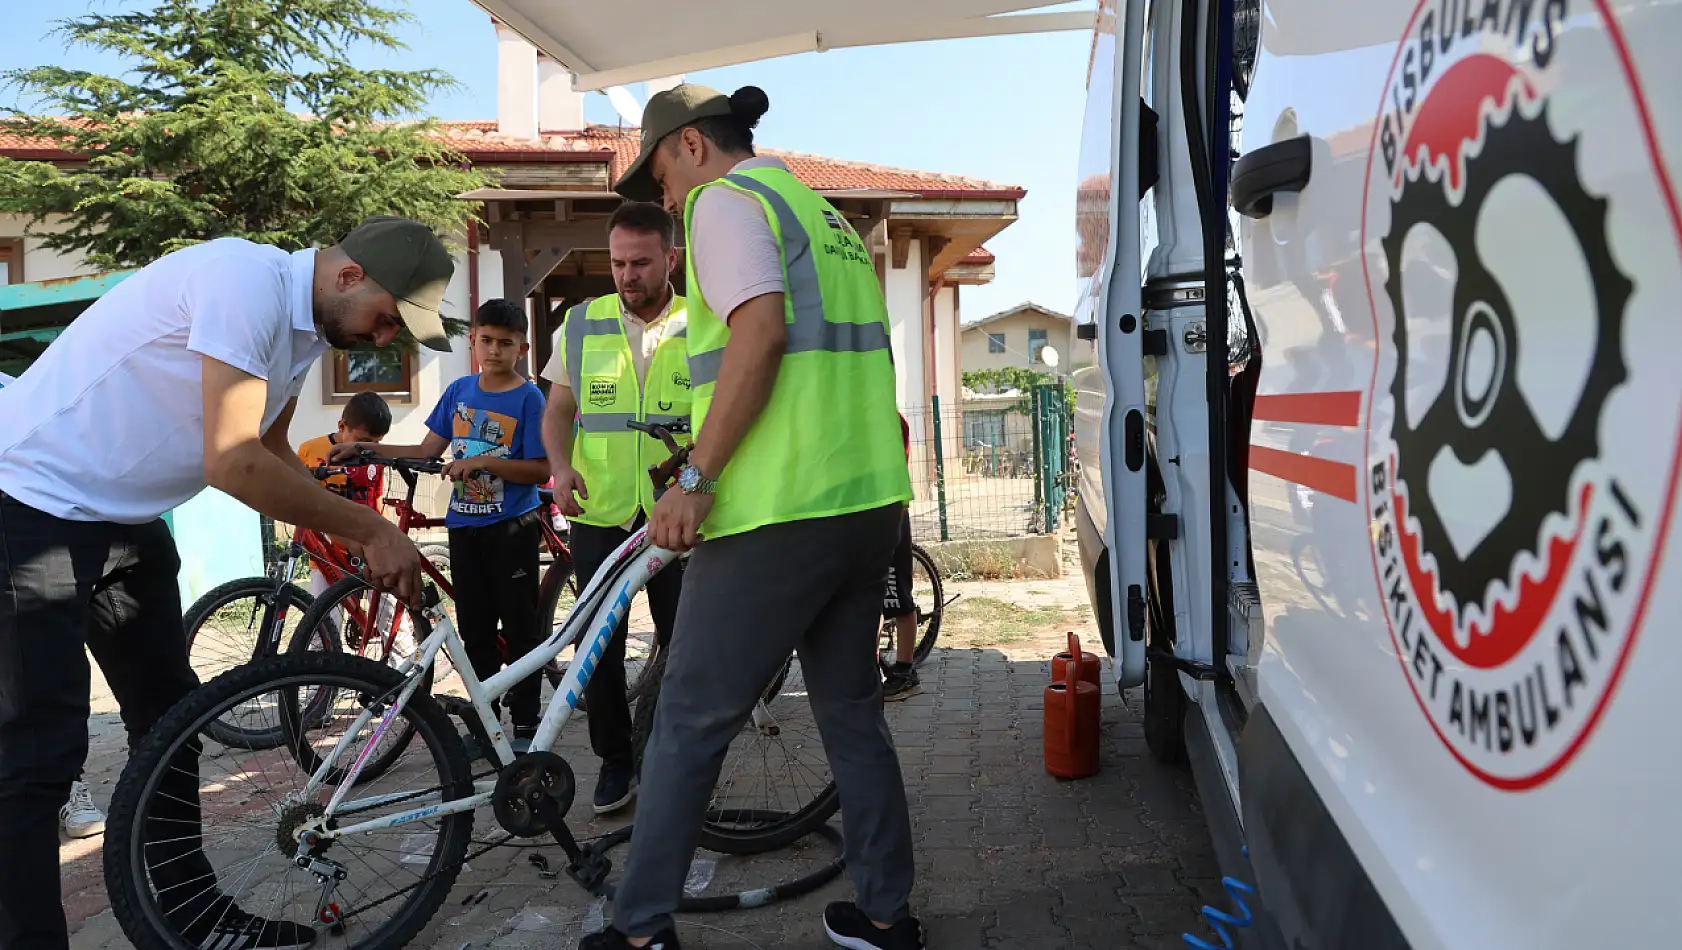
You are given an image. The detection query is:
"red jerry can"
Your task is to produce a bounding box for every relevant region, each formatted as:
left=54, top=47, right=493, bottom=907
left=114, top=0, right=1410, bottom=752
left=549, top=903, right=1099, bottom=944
left=1053, top=638, right=1102, bottom=689
left=1044, top=632, right=1101, bottom=779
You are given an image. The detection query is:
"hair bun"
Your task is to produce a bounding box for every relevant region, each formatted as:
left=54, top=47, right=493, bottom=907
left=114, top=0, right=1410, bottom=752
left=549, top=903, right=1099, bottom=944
left=729, top=86, right=770, bottom=128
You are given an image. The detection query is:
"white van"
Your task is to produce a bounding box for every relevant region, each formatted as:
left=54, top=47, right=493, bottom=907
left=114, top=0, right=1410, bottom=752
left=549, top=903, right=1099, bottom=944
left=1073, top=0, right=1682, bottom=946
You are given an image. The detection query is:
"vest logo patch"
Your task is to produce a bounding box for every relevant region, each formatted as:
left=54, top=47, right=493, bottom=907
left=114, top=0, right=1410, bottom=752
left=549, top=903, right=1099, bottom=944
left=671, top=371, right=690, bottom=390
left=821, top=208, right=871, bottom=265
left=587, top=379, right=617, bottom=408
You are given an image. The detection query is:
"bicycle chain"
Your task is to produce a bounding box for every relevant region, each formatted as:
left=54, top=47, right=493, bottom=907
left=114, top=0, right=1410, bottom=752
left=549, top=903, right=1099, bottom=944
left=331, top=812, right=607, bottom=926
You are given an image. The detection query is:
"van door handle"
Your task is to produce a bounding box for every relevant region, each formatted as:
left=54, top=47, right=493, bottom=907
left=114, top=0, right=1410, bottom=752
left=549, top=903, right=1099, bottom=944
left=1231, top=135, right=1313, bottom=218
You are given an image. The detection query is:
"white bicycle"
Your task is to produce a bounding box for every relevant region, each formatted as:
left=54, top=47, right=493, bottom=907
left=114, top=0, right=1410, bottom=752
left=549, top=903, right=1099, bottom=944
left=102, top=422, right=840, bottom=950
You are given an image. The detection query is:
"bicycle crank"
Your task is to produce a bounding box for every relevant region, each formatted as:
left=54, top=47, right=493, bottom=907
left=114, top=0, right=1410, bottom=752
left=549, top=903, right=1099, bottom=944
left=491, top=750, right=576, bottom=838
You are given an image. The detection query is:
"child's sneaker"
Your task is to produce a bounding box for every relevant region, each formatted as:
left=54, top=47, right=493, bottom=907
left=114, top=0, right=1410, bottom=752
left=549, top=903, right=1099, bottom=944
left=822, top=902, right=924, bottom=949
left=882, top=663, right=921, bottom=702
left=510, top=725, right=538, bottom=755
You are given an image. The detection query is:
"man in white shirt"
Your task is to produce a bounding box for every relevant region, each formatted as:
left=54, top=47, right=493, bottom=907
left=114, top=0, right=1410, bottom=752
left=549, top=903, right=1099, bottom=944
left=0, top=216, right=447, bottom=950
left=539, top=201, right=688, bottom=815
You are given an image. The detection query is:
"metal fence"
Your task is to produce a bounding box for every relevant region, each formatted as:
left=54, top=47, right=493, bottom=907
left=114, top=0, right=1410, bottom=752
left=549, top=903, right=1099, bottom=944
left=904, top=385, right=1072, bottom=543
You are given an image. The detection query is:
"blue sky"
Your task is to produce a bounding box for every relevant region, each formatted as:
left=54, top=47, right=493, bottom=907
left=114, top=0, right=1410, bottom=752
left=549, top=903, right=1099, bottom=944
left=1, top=1, right=1092, bottom=321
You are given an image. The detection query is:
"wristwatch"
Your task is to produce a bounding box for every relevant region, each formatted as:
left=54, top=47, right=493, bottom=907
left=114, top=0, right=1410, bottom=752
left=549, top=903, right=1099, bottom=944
left=675, top=463, right=718, bottom=495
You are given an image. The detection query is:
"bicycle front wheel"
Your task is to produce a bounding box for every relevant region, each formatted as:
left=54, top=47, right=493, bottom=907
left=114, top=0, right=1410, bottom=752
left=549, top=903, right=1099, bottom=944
left=183, top=577, right=326, bottom=750
left=632, top=650, right=840, bottom=856
left=104, top=651, right=474, bottom=950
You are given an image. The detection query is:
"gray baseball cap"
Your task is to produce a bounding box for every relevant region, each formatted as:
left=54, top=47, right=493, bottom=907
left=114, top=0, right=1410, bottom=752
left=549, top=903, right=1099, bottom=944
left=613, top=83, right=735, bottom=202
left=341, top=216, right=456, bottom=352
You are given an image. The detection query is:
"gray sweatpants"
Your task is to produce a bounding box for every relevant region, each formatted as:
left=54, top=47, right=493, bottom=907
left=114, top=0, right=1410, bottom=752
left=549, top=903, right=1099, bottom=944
left=613, top=502, right=915, bottom=937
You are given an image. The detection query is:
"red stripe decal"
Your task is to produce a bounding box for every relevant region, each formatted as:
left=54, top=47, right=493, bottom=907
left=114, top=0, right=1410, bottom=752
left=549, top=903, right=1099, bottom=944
left=1252, top=391, right=1362, bottom=426
left=1248, top=446, right=1358, bottom=502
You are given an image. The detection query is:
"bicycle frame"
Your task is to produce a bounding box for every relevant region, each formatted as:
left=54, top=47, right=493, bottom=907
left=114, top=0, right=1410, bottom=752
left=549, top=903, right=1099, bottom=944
left=305, top=458, right=572, bottom=664
left=298, top=523, right=676, bottom=837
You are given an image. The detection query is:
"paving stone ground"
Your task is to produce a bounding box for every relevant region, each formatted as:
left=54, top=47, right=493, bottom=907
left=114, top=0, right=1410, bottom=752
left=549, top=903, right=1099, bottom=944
left=64, top=561, right=1220, bottom=949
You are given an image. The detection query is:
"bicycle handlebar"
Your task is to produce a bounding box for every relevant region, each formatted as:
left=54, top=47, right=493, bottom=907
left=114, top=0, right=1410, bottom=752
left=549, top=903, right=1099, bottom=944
left=318, top=422, right=693, bottom=494
left=628, top=420, right=695, bottom=492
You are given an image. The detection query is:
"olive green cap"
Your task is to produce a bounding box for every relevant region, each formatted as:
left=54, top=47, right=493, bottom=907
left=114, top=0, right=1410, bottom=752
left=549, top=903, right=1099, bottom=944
left=613, top=83, right=735, bottom=202
left=340, top=216, right=455, bottom=352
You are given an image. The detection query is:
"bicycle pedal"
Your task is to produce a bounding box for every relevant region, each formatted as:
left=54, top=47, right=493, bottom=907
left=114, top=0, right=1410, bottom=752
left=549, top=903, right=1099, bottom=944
left=566, top=854, right=611, bottom=892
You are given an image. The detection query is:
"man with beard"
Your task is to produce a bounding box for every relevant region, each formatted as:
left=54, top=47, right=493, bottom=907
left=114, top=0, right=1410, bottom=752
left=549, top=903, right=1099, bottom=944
left=539, top=200, right=689, bottom=814
left=0, top=216, right=443, bottom=950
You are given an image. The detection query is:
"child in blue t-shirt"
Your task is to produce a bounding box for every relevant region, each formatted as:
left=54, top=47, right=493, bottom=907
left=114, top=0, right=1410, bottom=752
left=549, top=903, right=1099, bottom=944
left=339, top=299, right=550, bottom=753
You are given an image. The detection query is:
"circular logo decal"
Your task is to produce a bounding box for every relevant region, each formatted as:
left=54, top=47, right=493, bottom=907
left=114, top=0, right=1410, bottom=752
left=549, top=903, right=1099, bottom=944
left=1361, top=0, right=1682, bottom=788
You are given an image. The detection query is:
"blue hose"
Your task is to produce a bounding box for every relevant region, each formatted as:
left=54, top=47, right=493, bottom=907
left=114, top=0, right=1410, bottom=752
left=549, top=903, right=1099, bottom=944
left=1181, top=847, right=1257, bottom=949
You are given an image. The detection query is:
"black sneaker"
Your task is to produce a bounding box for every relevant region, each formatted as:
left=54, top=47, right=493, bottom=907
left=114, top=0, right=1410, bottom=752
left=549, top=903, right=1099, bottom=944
left=882, top=663, right=921, bottom=702
left=823, top=902, right=924, bottom=949
left=578, top=926, right=680, bottom=949
left=594, top=758, right=638, bottom=814
left=461, top=732, right=486, bottom=763
left=511, top=725, right=538, bottom=755
left=178, top=899, right=316, bottom=950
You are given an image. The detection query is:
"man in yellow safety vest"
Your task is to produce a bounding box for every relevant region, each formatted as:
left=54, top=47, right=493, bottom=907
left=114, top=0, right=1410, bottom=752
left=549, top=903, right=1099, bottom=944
left=577, top=84, right=922, bottom=950
left=539, top=201, right=690, bottom=816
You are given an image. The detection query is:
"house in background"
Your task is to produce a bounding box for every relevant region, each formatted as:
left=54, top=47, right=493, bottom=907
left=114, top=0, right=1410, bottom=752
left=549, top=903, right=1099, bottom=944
left=956, top=302, right=1090, bottom=462
left=0, top=16, right=1023, bottom=529
left=960, top=301, right=1092, bottom=376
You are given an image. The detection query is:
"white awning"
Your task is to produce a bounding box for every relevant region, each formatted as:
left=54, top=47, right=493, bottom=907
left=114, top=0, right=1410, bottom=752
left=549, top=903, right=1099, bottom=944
left=469, top=1, right=1094, bottom=91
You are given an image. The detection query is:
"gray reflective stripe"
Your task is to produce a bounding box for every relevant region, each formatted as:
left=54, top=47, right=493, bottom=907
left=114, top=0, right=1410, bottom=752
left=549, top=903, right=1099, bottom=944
left=723, top=174, right=827, bottom=344
left=576, top=412, right=686, bottom=434
left=689, top=348, right=724, bottom=388
left=563, top=302, right=628, bottom=395
left=577, top=412, right=638, bottom=434
left=687, top=175, right=893, bottom=389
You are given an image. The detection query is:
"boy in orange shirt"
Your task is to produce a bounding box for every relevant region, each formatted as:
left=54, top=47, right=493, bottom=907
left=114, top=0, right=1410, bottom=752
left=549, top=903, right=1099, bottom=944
left=297, top=392, right=393, bottom=607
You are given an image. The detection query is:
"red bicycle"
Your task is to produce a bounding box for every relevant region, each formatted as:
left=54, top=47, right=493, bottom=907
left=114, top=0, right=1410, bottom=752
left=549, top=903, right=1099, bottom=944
left=183, top=459, right=578, bottom=750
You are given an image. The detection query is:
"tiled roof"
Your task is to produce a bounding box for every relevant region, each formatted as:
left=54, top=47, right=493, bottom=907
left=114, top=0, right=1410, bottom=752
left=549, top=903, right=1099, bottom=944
left=963, top=246, right=996, bottom=264
left=561, top=126, right=1024, bottom=198
left=0, top=118, right=1025, bottom=199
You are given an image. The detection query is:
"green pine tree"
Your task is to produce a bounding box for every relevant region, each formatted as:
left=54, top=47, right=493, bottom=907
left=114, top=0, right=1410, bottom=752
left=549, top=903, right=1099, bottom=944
left=0, top=0, right=492, bottom=306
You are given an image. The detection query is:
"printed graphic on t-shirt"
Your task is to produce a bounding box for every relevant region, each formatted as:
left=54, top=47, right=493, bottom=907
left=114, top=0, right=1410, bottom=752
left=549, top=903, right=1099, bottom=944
left=450, top=403, right=518, bottom=516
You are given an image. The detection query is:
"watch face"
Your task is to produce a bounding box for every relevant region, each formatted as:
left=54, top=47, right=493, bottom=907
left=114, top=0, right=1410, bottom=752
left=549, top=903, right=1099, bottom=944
left=678, top=466, right=700, bottom=491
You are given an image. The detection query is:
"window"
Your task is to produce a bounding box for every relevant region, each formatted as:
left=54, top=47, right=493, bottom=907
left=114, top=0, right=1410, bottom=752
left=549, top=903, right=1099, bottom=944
left=987, top=332, right=1006, bottom=354
left=0, top=239, right=22, bottom=285
left=1028, top=328, right=1049, bottom=363
left=324, top=345, right=418, bottom=405
left=964, top=410, right=1006, bottom=450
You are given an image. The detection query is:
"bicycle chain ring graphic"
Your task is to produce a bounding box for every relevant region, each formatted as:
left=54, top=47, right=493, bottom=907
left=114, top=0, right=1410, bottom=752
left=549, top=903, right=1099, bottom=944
left=1382, top=103, right=1632, bottom=611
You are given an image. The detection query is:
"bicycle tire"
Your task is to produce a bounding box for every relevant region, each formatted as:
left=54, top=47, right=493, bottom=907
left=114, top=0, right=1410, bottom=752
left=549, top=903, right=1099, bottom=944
left=631, top=651, right=841, bottom=856
left=182, top=577, right=317, bottom=750
left=284, top=573, right=434, bottom=784
left=908, top=544, right=943, bottom=665
left=104, top=651, right=474, bottom=950
left=879, top=544, right=944, bottom=669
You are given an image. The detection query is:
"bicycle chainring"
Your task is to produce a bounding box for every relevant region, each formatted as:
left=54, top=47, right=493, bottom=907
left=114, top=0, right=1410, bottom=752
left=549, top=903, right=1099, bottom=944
left=491, top=751, right=576, bottom=838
